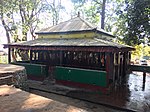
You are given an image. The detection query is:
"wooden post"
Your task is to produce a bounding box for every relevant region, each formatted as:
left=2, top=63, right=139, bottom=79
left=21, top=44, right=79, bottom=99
left=8, top=48, right=11, bottom=63
left=122, top=52, right=127, bottom=77
left=59, top=50, right=63, bottom=66
left=105, top=52, right=110, bottom=87
left=143, top=72, right=146, bottom=83
left=30, top=50, right=32, bottom=63
left=142, top=72, right=146, bottom=91
left=117, top=52, right=120, bottom=82
left=109, top=52, right=114, bottom=83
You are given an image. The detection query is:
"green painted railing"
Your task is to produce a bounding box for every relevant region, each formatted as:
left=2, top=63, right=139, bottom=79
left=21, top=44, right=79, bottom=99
left=54, top=66, right=107, bottom=87
left=129, top=65, right=150, bottom=73
left=11, top=62, right=48, bottom=78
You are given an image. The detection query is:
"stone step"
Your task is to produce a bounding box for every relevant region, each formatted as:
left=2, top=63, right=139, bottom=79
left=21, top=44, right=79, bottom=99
left=0, top=75, right=13, bottom=85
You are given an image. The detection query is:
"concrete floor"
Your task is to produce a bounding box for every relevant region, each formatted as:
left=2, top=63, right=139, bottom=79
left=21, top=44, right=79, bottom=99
left=28, top=73, right=150, bottom=112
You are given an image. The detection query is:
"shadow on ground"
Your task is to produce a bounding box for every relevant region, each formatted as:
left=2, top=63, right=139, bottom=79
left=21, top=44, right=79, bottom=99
left=28, top=73, right=150, bottom=112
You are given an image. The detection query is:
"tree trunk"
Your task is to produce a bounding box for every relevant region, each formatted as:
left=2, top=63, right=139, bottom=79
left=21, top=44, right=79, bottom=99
left=101, top=0, right=106, bottom=29
left=31, top=31, right=36, bottom=40
left=22, top=30, right=28, bottom=41
left=1, top=13, right=11, bottom=43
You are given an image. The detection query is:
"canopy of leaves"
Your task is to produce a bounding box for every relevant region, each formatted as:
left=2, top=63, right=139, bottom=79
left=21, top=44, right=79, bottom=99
left=131, top=44, right=143, bottom=59
left=83, top=1, right=100, bottom=24
left=70, top=0, right=126, bottom=32
left=17, top=0, right=46, bottom=41
left=118, top=0, right=150, bottom=46
left=0, top=0, right=19, bottom=43
left=143, top=46, right=150, bottom=57
left=0, top=0, right=49, bottom=42
left=131, top=44, right=150, bottom=60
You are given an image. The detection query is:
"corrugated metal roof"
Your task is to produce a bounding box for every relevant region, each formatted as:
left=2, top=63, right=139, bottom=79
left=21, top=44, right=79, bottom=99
left=6, top=38, right=131, bottom=49
left=37, top=17, right=96, bottom=33
left=36, top=17, right=114, bottom=37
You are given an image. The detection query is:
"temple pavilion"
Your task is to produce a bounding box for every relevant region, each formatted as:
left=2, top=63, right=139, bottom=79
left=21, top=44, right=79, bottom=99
left=4, top=15, right=134, bottom=91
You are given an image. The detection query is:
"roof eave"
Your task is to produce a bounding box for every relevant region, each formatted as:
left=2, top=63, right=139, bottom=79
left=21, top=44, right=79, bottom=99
left=35, top=29, right=115, bottom=38
left=3, top=43, right=134, bottom=52
left=35, top=29, right=95, bottom=35
left=96, top=30, right=115, bottom=38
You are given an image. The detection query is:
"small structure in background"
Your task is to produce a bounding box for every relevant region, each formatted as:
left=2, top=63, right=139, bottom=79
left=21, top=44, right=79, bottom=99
left=4, top=16, right=134, bottom=92
left=0, top=50, right=7, bottom=55
left=139, top=59, right=147, bottom=66
left=0, top=49, right=8, bottom=64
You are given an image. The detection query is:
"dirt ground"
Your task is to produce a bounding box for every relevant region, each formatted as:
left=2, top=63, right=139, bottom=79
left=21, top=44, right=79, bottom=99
left=0, top=85, right=122, bottom=112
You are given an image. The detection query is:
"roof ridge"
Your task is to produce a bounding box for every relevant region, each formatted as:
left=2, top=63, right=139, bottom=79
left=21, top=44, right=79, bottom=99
left=79, top=17, right=97, bottom=29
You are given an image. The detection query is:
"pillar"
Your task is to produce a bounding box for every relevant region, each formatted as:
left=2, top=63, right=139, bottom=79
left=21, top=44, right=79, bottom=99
left=8, top=48, right=11, bottom=63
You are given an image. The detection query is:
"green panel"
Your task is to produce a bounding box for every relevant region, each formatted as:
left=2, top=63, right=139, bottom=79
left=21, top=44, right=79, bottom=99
left=129, top=65, right=150, bottom=73
left=54, top=66, right=107, bottom=87
left=11, top=62, right=48, bottom=77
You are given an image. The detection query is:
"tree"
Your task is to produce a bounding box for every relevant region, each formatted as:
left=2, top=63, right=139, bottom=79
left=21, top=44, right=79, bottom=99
left=0, top=0, right=47, bottom=43
left=71, top=0, right=101, bottom=25
left=70, top=0, right=86, bottom=18
left=0, top=0, right=18, bottom=43
left=71, top=0, right=120, bottom=31
left=131, top=44, right=150, bottom=60
left=45, top=0, right=65, bottom=26
left=0, top=7, right=11, bottom=43
left=131, top=44, right=143, bottom=59
left=18, top=0, right=45, bottom=41
left=143, top=46, right=150, bottom=57
left=117, top=0, right=150, bottom=46
left=101, top=0, right=106, bottom=29
left=83, top=1, right=100, bottom=24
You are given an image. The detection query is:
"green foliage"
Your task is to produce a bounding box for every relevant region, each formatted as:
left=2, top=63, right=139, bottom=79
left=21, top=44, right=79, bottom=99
left=0, top=0, right=18, bottom=43
left=0, top=0, right=47, bottom=42
left=71, top=0, right=150, bottom=46
left=143, top=46, right=150, bottom=57
left=131, top=44, right=143, bottom=59
left=116, top=0, right=150, bottom=46
left=131, top=44, right=150, bottom=60
left=83, top=2, right=100, bottom=24
left=18, top=0, right=45, bottom=41
left=70, top=0, right=101, bottom=25
left=70, top=0, right=127, bottom=32
left=44, top=0, right=65, bottom=25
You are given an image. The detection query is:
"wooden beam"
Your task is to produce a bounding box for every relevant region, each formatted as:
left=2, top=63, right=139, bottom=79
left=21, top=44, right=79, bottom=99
left=8, top=48, right=11, bottom=63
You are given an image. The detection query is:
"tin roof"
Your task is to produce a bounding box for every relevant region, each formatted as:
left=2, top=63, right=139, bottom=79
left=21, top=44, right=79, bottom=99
left=4, top=38, right=133, bottom=50
left=35, top=17, right=114, bottom=37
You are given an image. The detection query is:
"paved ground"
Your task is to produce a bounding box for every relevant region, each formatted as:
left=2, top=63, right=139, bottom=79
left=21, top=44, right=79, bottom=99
left=28, top=73, right=150, bottom=112
left=0, top=85, right=122, bottom=112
